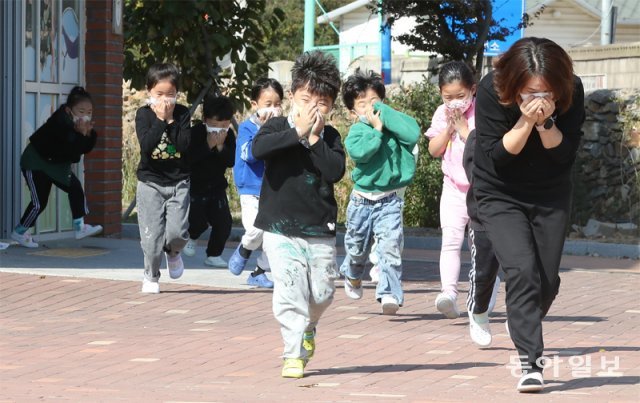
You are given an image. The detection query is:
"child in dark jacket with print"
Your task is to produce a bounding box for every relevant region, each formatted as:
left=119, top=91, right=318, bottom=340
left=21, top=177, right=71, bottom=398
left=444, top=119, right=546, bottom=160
left=135, top=63, right=191, bottom=294
left=252, top=51, right=345, bottom=379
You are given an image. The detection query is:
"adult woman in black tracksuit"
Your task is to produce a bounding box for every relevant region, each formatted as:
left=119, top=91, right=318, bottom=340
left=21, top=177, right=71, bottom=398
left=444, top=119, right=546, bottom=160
left=472, top=37, right=585, bottom=393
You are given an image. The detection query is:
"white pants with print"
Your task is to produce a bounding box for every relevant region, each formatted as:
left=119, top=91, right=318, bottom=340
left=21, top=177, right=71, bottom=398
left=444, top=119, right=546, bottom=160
left=262, top=232, right=339, bottom=359
left=239, top=194, right=269, bottom=270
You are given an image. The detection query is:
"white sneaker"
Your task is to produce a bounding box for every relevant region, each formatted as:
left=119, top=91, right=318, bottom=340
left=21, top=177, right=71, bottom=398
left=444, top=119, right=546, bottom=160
left=435, top=292, right=459, bottom=319
left=141, top=278, right=160, bottom=294
left=487, top=276, right=501, bottom=314
left=344, top=277, right=363, bottom=299
left=75, top=224, right=103, bottom=240
left=369, top=265, right=379, bottom=283
left=381, top=295, right=399, bottom=315
left=468, top=310, right=492, bottom=347
left=183, top=239, right=196, bottom=257
left=517, top=371, right=544, bottom=393
left=166, top=253, right=184, bottom=279
left=11, top=231, right=39, bottom=248
left=204, top=255, right=227, bottom=268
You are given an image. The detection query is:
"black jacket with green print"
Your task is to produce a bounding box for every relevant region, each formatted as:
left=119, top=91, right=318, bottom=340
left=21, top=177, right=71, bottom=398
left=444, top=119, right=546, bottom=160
left=135, top=104, right=191, bottom=186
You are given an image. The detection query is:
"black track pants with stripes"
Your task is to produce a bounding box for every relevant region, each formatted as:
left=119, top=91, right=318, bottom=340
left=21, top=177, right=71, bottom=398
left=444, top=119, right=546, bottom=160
left=19, top=169, right=88, bottom=228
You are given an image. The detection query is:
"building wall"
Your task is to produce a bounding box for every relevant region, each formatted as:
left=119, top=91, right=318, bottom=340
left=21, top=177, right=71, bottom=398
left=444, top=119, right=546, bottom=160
left=338, top=9, right=424, bottom=72
left=525, top=0, right=640, bottom=47
left=83, top=0, right=123, bottom=236
left=569, top=42, right=640, bottom=90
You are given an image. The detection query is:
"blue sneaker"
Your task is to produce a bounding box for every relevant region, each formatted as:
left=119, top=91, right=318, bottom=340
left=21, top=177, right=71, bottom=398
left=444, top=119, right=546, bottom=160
left=247, top=273, right=274, bottom=288
left=228, top=245, right=248, bottom=275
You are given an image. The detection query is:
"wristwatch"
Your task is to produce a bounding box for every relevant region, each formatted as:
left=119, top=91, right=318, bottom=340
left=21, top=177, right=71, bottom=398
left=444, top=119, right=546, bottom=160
left=536, top=116, right=556, bottom=132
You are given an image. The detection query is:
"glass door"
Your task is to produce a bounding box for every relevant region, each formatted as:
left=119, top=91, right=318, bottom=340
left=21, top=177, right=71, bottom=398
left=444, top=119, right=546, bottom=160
left=22, top=0, right=83, bottom=235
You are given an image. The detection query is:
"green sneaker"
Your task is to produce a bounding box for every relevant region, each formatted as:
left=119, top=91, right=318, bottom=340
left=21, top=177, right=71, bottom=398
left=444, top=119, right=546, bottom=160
left=303, top=331, right=315, bottom=360
left=281, top=358, right=305, bottom=378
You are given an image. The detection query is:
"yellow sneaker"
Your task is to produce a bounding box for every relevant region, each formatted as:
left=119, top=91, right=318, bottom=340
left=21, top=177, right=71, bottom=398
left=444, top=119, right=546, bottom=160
left=281, top=358, right=305, bottom=378
left=303, top=331, right=315, bottom=360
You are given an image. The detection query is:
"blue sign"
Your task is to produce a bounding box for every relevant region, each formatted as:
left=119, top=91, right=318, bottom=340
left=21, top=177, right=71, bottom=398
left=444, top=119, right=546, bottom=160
left=484, top=0, right=525, bottom=56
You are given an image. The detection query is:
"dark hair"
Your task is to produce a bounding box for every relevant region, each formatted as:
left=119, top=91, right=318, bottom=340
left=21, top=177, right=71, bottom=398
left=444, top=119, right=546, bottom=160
left=203, top=95, right=235, bottom=121
left=146, top=63, right=180, bottom=91
left=251, top=78, right=284, bottom=102
left=493, top=37, right=574, bottom=113
left=342, top=68, right=386, bottom=110
left=66, top=86, right=92, bottom=108
left=291, top=51, right=341, bottom=102
left=438, top=61, right=475, bottom=90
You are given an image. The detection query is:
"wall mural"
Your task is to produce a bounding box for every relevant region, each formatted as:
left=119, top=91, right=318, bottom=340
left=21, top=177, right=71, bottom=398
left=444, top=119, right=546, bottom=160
left=61, top=3, right=79, bottom=83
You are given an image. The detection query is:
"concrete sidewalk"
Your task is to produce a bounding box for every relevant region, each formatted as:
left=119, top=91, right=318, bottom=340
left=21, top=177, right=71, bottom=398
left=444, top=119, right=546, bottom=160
left=1, top=237, right=639, bottom=401
left=121, top=223, right=640, bottom=259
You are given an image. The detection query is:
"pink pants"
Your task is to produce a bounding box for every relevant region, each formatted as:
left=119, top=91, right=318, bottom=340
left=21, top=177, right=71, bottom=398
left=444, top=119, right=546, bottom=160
left=439, top=180, right=469, bottom=297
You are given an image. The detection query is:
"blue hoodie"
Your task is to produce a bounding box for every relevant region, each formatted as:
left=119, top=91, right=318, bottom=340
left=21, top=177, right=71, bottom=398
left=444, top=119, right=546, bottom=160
left=233, top=118, right=265, bottom=195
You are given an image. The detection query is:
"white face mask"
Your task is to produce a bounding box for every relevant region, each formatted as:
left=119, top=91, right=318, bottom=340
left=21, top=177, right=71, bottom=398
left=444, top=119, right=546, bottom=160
left=71, top=112, right=91, bottom=123
left=147, top=96, right=177, bottom=106
left=257, top=106, right=282, bottom=118
left=206, top=125, right=227, bottom=134
left=445, top=97, right=473, bottom=113
left=357, top=115, right=369, bottom=124
left=520, top=92, right=551, bottom=101
left=288, top=101, right=301, bottom=118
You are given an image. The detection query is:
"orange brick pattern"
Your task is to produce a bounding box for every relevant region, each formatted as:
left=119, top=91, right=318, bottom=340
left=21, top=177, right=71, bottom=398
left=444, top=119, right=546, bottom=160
left=1, top=251, right=639, bottom=401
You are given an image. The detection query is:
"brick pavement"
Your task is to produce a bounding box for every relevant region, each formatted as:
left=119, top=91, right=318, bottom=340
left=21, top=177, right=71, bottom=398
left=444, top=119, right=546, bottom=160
left=1, top=244, right=639, bottom=402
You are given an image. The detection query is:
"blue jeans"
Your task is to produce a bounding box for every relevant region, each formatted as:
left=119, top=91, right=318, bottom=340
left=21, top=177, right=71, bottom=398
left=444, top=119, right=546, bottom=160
left=340, top=192, right=404, bottom=305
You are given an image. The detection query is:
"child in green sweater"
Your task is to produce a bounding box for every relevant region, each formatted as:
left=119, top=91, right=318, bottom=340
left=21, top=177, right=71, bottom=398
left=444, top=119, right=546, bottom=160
left=340, top=69, right=420, bottom=314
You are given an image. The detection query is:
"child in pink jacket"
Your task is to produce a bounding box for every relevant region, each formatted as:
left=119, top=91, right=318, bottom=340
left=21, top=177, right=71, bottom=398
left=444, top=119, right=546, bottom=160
left=425, top=61, right=499, bottom=319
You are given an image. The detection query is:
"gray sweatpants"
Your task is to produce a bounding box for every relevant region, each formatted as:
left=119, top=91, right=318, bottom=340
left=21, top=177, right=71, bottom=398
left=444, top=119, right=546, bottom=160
left=262, top=232, right=339, bottom=359
left=136, top=179, right=190, bottom=281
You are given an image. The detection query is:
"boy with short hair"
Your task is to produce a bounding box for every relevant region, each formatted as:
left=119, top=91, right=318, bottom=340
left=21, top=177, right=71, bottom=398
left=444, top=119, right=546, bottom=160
left=182, top=96, right=236, bottom=267
left=340, top=69, right=420, bottom=315
left=251, top=51, right=344, bottom=379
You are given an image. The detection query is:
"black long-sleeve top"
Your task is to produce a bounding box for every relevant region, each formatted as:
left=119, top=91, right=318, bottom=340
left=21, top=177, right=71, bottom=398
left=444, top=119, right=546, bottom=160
left=29, top=105, right=97, bottom=163
left=473, top=71, right=585, bottom=202
left=252, top=116, right=346, bottom=238
left=188, top=123, right=236, bottom=194
left=135, top=104, right=191, bottom=185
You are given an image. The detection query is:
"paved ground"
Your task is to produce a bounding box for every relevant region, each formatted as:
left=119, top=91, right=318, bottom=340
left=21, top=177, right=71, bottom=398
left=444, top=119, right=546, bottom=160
left=1, top=237, right=639, bottom=402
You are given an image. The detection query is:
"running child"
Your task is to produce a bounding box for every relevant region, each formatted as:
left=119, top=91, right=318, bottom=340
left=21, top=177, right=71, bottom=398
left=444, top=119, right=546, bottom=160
left=12, top=86, right=102, bottom=247
left=182, top=96, right=236, bottom=268
left=340, top=69, right=420, bottom=315
left=135, top=63, right=191, bottom=294
left=425, top=61, right=499, bottom=318
left=252, top=51, right=344, bottom=378
left=228, top=78, right=285, bottom=289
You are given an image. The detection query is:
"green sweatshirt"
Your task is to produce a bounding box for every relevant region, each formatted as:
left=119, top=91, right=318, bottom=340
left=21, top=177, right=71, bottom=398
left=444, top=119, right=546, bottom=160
left=345, top=102, right=420, bottom=193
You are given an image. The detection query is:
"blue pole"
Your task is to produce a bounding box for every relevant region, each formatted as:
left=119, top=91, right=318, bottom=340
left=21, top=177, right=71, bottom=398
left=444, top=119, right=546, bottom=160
left=304, top=0, right=315, bottom=52
left=379, top=1, right=391, bottom=84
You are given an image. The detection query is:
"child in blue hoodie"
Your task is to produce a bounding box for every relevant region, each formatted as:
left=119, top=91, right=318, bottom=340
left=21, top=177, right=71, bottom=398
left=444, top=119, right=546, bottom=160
left=228, top=78, right=284, bottom=288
